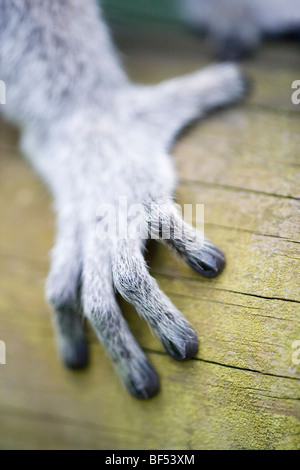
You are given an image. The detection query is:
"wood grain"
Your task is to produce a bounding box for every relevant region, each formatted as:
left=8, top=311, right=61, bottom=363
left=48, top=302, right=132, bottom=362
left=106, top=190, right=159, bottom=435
left=0, top=31, right=299, bottom=450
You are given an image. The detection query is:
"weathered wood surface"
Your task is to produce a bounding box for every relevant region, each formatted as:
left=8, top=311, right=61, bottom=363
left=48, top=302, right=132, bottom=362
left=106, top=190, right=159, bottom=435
left=0, top=30, right=299, bottom=450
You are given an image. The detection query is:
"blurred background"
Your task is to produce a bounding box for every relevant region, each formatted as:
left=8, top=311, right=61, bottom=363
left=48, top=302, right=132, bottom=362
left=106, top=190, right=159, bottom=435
left=102, top=0, right=300, bottom=60
left=103, top=0, right=179, bottom=28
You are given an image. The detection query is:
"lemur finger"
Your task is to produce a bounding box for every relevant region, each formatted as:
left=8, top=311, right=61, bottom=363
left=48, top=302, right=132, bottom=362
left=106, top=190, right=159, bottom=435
left=112, top=240, right=199, bottom=361
left=146, top=202, right=225, bottom=278
left=46, top=222, right=88, bottom=370
left=173, top=238, right=226, bottom=278
left=135, top=63, right=250, bottom=148
left=82, top=239, right=159, bottom=399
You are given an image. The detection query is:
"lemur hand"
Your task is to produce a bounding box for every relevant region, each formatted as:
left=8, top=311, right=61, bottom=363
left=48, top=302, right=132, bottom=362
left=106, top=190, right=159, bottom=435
left=34, top=63, right=248, bottom=399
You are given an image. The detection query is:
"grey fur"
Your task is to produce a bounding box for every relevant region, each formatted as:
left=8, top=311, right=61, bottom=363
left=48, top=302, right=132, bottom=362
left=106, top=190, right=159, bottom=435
left=0, top=0, right=247, bottom=398
left=178, top=0, right=300, bottom=59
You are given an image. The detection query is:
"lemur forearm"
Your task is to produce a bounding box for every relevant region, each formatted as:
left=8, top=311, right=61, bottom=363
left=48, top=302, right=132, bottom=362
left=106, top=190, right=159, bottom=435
left=0, top=0, right=127, bottom=126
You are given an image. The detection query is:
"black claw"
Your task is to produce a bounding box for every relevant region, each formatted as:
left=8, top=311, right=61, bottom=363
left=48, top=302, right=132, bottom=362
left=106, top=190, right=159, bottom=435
left=63, top=339, right=89, bottom=370
left=126, top=364, right=159, bottom=400
left=162, top=332, right=199, bottom=362
left=186, top=248, right=226, bottom=278
left=184, top=334, right=199, bottom=360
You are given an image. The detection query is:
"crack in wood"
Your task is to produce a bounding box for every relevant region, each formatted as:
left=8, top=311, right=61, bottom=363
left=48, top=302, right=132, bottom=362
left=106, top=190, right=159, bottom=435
left=179, top=178, right=300, bottom=201
left=145, top=348, right=300, bottom=383
left=155, top=272, right=300, bottom=304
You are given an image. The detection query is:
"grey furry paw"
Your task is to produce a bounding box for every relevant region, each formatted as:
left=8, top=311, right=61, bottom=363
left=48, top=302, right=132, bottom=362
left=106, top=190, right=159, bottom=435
left=46, top=198, right=227, bottom=399
left=1, top=0, right=250, bottom=400
left=41, top=62, right=246, bottom=399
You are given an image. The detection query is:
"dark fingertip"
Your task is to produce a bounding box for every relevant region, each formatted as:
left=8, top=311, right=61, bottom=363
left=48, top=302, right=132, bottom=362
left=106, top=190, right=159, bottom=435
left=186, top=248, right=226, bottom=278
left=127, top=364, right=160, bottom=400
left=63, top=340, right=89, bottom=370
left=163, top=332, right=199, bottom=362
left=184, top=333, right=199, bottom=360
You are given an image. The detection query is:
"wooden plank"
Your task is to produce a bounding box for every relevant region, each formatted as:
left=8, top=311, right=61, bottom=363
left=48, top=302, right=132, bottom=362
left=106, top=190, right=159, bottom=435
left=0, top=331, right=299, bottom=450
left=174, top=109, right=300, bottom=199
left=0, top=30, right=300, bottom=449
left=0, top=124, right=299, bottom=449
left=1, top=245, right=299, bottom=380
